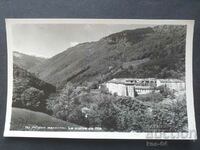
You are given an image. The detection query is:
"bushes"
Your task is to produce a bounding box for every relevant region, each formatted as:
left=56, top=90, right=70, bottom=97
left=47, top=83, right=87, bottom=126
left=158, top=85, right=175, bottom=98
left=49, top=85, right=149, bottom=131
left=47, top=83, right=187, bottom=132
left=20, top=87, right=46, bottom=112
left=68, top=107, right=89, bottom=127
left=96, top=96, right=119, bottom=130
left=99, top=84, right=109, bottom=94
left=133, top=92, right=188, bottom=132
left=137, top=92, right=163, bottom=103
left=150, top=100, right=187, bottom=132
left=12, top=85, right=26, bottom=107
left=12, top=64, right=56, bottom=113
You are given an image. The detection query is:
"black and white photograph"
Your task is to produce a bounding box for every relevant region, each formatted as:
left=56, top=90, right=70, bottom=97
left=4, top=19, right=196, bottom=139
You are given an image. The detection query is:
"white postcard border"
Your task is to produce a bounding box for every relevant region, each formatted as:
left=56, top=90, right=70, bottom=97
left=4, top=19, right=197, bottom=140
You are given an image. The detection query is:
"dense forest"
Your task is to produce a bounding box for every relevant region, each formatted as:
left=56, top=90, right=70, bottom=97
left=13, top=64, right=56, bottom=113
left=45, top=82, right=187, bottom=132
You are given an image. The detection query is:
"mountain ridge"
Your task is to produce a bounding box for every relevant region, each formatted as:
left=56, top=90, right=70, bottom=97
left=30, top=25, right=186, bottom=88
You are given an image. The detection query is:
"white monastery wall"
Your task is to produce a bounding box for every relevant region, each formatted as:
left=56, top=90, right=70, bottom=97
left=105, top=78, right=185, bottom=98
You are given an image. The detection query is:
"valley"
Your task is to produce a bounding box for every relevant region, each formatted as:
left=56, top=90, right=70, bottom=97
left=11, top=25, right=188, bottom=132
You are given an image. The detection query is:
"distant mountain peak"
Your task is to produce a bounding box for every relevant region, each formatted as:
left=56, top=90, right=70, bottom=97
left=13, top=51, right=23, bottom=58
left=13, top=51, right=47, bottom=70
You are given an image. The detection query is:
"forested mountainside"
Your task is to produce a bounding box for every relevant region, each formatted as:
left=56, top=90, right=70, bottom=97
left=13, top=51, right=46, bottom=70
left=30, top=25, right=186, bottom=88
left=13, top=64, right=56, bottom=113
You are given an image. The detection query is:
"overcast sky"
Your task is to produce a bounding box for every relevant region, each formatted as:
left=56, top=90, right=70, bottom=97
left=10, top=23, right=153, bottom=58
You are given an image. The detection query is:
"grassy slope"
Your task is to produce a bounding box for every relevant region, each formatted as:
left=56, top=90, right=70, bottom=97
left=10, top=107, right=81, bottom=131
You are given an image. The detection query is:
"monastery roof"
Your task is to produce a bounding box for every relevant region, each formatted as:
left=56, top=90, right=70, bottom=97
left=107, top=78, right=184, bottom=84
left=157, top=79, right=184, bottom=83
left=107, top=78, right=156, bottom=85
